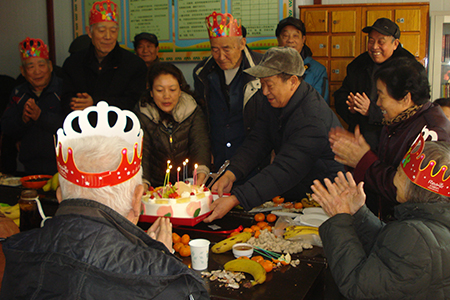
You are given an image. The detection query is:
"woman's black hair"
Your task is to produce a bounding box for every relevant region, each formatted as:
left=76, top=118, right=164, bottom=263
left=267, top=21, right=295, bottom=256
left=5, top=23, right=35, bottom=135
left=374, top=57, right=430, bottom=105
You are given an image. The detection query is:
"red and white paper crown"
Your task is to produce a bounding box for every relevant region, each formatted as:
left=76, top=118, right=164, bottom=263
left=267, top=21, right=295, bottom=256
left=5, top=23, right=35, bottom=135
left=55, top=101, right=143, bottom=188
left=401, top=134, right=450, bottom=196
left=205, top=12, right=242, bottom=39
left=19, top=37, right=49, bottom=61
left=89, top=0, right=118, bottom=25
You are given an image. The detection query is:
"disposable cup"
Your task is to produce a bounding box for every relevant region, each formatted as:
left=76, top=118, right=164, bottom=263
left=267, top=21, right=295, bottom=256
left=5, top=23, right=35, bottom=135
left=189, top=239, right=210, bottom=270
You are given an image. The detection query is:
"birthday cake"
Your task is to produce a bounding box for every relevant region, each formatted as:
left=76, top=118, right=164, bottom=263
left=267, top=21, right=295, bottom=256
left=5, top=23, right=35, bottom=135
left=142, top=182, right=213, bottom=219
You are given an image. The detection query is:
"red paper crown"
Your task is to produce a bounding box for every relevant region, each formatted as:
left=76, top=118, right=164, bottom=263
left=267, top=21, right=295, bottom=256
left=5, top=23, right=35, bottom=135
left=19, top=37, right=49, bottom=61
left=56, top=102, right=143, bottom=188
left=89, top=0, right=118, bottom=25
left=401, top=134, right=450, bottom=196
left=205, top=12, right=242, bottom=39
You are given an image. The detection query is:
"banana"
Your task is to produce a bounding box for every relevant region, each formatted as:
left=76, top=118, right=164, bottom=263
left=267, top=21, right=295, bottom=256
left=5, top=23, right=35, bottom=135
left=224, top=259, right=266, bottom=286
left=283, top=225, right=319, bottom=240
left=51, top=173, right=59, bottom=191
left=0, top=204, right=20, bottom=220
left=211, top=232, right=252, bottom=254
left=42, top=179, right=52, bottom=192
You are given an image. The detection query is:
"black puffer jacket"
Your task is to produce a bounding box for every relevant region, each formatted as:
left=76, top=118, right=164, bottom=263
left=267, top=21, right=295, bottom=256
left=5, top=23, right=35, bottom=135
left=135, top=92, right=211, bottom=187
left=228, top=82, right=344, bottom=210
left=1, top=199, right=209, bottom=300
left=320, top=203, right=450, bottom=300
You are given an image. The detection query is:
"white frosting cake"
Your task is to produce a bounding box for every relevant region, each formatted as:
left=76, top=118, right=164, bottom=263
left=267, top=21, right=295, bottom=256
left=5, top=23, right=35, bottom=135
left=142, top=182, right=213, bottom=218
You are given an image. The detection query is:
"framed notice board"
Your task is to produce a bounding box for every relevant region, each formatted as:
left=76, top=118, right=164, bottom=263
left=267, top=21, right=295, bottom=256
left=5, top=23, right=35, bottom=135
left=72, top=0, right=293, bottom=62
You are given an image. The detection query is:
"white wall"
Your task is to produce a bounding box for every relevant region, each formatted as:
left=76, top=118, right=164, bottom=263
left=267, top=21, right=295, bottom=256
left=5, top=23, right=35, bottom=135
left=1, top=0, right=448, bottom=87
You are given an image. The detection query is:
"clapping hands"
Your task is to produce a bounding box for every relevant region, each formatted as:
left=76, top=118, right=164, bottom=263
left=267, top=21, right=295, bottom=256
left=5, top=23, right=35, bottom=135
left=329, top=125, right=371, bottom=168
left=311, top=172, right=366, bottom=217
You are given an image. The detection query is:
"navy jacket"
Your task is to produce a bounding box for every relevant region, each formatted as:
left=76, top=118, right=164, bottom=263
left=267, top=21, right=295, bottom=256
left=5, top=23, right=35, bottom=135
left=1, top=199, right=209, bottom=300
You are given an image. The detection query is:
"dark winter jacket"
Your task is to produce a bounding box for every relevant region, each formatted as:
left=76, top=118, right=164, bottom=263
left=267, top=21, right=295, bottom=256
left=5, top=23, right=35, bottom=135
left=1, top=73, right=64, bottom=175
left=0, top=199, right=209, bottom=300
left=61, top=43, right=147, bottom=113
left=193, top=46, right=265, bottom=171
left=228, top=81, right=344, bottom=210
left=354, top=102, right=450, bottom=217
left=320, top=203, right=450, bottom=300
left=334, top=46, right=416, bottom=151
left=135, top=92, right=211, bottom=187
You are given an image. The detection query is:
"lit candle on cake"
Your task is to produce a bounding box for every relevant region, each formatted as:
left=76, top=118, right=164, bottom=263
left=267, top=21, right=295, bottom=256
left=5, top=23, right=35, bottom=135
left=164, top=168, right=170, bottom=186
left=194, top=164, right=198, bottom=185
left=185, top=159, right=189, bottom=181
left=182, top=161, right=186, bottom=181
left=177, top=166, right=181, bottom=185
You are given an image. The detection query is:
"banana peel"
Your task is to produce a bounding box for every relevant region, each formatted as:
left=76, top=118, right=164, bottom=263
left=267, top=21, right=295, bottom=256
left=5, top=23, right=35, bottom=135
left=283, top=225, right=319, bottom=240
left=211, top=232, right=252, bottom=254
left=224, top=259, right=266, bottom=286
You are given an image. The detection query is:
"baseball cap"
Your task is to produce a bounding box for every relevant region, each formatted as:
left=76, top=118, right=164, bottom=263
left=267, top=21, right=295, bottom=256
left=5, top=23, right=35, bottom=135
left=133, top=33, right=159, bottom=48
left=244, top=47, right=305, bottom=78
left=275, top=17, right=306, bottom=37
left=362, top=18, right=400, bottom=39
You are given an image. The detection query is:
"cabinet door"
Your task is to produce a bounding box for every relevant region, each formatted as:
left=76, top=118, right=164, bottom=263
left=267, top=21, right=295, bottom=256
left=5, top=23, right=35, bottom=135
left=331, top=36, right=355, bottom=57
left=395, top=9, right=421, bottom=31
left=365, top=10, right=393, bottom=27
left=304, top=10, right=328, bottom=33
left=400, top=34, right=420, bottom=57
left=330, top=59, right=353, bottom=82
left=331, top=11, right=356, bottom=33
left=307, top=36, right=328, bottom=57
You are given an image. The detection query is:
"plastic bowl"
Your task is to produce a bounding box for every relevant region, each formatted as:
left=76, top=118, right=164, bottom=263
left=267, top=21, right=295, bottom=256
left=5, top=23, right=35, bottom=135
left=232, top=243, right=254, bottom=258
left=20, top=175, right=52, bottom=189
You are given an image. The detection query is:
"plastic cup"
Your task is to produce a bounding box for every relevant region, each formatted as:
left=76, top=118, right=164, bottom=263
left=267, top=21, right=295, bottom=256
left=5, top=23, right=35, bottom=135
left=189, top=239, right=210, bottom=270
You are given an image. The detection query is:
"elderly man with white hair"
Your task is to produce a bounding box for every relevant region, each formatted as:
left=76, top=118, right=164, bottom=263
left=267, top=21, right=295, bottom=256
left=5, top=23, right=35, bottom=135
left=0, top=102, right=209, bottom=299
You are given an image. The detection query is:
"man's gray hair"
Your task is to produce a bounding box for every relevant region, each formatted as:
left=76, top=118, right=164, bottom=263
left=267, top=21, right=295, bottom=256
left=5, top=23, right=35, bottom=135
left=406, top=141, right=450, bottom=204
left=59, top=135, right=142, bottom=217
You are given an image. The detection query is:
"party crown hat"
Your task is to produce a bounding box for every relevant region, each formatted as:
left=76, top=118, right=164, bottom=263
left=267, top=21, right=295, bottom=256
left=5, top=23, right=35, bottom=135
left=19, top=37, right=49, bottom=61
left=401, top=134, right=450, bottom=196
left=89, top=0, right=118, bottom=25
left=205, top=11, right=242, bottom=39
left=55, top=101, right=143, bottom=188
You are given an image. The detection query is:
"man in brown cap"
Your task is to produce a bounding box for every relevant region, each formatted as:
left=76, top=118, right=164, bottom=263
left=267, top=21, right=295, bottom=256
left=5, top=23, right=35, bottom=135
left=133, top=32, right=159, bottom=69
left=204, top=47, right=343, bottom=222
left=334, top=18, right=415, bottom=152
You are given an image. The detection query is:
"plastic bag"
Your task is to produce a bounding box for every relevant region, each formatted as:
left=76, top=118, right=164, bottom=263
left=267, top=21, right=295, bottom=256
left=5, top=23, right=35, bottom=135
left=273, top=215, right=323, bottom=247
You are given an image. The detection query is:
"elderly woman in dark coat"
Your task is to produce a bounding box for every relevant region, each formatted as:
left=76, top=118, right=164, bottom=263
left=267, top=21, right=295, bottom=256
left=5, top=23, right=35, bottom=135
left=311, top=137, right=450, bottom=300
left=329, top=57, right=450, bottom=218
left=134, top=62, right=210, bottom=187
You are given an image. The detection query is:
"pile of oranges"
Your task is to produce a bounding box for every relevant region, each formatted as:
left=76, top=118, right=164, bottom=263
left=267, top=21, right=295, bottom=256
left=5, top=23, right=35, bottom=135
left=172, top=233, right=191, bottom=257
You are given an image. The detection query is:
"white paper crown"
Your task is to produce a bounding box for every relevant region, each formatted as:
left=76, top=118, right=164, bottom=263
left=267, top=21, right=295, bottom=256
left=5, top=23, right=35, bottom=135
left=56, top=101, right=143, bottom=188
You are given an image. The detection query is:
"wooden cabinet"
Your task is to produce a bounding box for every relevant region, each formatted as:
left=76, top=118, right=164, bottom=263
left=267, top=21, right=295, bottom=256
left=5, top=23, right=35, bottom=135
left=300, top=3, right=429, bottom=109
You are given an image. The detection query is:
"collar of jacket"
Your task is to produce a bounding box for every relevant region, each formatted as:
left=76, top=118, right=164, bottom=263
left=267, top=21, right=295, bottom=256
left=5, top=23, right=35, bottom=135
left=17, top=72, right=60, bottom=100
left=139, top=91, right=198, bottom=124
left=277, top=80, right=308, bottom=122
left=84, top=42, right=122, bottom=69
left=385, top=101, right=431, bottom=133
left=395, top=202, right=450, bottom=225
left=56, top=198, right=171, bottom=253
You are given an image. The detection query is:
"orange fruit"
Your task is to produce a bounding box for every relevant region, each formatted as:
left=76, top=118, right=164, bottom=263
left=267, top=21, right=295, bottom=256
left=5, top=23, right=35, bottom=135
left=229, top=231, right=241, bottom=237
left=243, top=227, right=254, bottom=233
left=266, top=214, right=277, bottom=223
left=272, top=196, right=284, bottom=204
left=254, top=230, right=261, bottom=238
left=294, top=202, right=303, bottom=209
left=237, top=256, right=250, bottom=260
left=251, top=225, right=261, bottom=232
left=172, top=233, right=181, bottom=244
left=256, top=221, right=268, bottom=229
left=254, top=213, right=265, bottom=222
left=173, top=242, right=184, bottom=253
left=265, top=226, right=272, bottom=232
left=260, top=260, right=273, bottom=272
left=179, top=245, right=191, bottom=257
left=283, top=202, right=294, bottom=209
left=251, top=255, right=264, bottom=263
left=181, top=234, right=190, bottom=245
